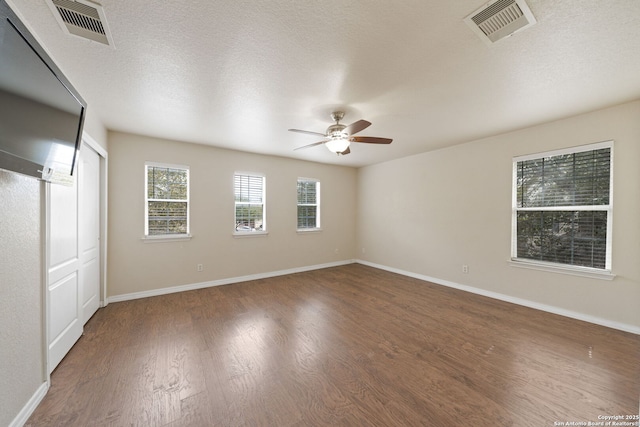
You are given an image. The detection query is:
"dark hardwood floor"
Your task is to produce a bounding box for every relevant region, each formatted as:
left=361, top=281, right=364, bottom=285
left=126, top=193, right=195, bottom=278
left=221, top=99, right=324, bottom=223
left=26, top=264, right=639, bottom=426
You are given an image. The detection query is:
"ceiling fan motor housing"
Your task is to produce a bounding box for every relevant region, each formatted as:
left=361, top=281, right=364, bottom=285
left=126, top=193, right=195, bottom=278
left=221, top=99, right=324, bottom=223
left=330, top=111, right=345, bottom=122
left=327, top=123, right=347, bottom=139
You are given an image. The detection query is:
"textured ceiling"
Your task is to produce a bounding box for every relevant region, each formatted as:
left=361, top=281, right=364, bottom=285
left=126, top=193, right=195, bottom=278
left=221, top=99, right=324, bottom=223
left=6, top=0, right=640, bottom=167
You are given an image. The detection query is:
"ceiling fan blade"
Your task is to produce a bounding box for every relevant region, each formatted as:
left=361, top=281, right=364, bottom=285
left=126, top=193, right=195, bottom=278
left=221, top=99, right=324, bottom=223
left=339, top=147, right=351, bottom=155
left=288, top=129, right=326, bottom=137
left=294, top=140, right=327, bottom=151
left=343, top=119, right=371, bottom=136
left=350, top=136, right=393, bottom=144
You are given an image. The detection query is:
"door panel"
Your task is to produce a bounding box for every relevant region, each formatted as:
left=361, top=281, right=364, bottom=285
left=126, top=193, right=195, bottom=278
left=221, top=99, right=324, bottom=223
left=47, top=175, right=81, bottom=373
left=49, top=273, right=79, bottom=346
left=49, top=179, right=78, bottom=266
left=81, top=257, right=100, bottom=322
left=79, top=146, right=101, bottom=323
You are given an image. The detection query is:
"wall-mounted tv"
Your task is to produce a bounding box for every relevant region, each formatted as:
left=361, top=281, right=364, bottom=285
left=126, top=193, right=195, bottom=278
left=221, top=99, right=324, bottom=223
left=0, top=0, right=86, bottom=185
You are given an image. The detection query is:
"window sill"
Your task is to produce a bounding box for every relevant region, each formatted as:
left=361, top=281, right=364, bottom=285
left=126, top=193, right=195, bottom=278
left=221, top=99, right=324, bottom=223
left=142, top=234, right=192, bottom=243
left=233, top=231, right=269, bottom=238
left=508, top=258, right=615, bottom=280
left=297, top=228, right=322, bottom=234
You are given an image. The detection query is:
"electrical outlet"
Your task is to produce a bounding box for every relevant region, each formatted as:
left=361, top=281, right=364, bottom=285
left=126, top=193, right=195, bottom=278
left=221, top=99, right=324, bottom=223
left=462, top=265, right=469, bottom=274
left=362, top=247, right=366, bottom=254
left=197, top=264, right=203, bottom=272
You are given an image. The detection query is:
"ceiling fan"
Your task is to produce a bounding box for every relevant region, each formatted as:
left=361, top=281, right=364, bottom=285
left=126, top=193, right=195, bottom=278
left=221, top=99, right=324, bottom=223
left=289, top=111, right=392, bottom=155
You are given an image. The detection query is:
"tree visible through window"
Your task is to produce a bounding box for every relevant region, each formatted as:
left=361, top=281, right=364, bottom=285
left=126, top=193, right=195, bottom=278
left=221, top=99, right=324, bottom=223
left=145, top=163, right=189, bottom=236
left=512, top=142, right=612, bottom=270
left=297, top=178, right=320, bottom=230
left=234, top=174, right=265, bottom=232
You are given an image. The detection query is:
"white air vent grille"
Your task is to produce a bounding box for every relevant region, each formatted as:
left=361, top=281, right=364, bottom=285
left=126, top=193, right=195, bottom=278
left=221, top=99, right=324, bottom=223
left=46, top=0, right=113, bottom=46
left=464, top=0, right=536, bottom=45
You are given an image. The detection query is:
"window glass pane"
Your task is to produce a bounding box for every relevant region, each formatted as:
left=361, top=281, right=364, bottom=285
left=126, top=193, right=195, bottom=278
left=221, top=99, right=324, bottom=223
left=168, top=169, right=188, bottom=199
left=148, top=167, right=188, bottom=200
left=167, top=220, right=187, bottom=233
left=517, top=148, right=610, bottom=208
left=148, top=201, right=188, bottom=235
left=516, top=210, right=607, bottom=269
left=235, top=204, right=264, bottom=231
left=297, top=206, right=317, bottom=228
left=297, top=180, right=317, bottom=204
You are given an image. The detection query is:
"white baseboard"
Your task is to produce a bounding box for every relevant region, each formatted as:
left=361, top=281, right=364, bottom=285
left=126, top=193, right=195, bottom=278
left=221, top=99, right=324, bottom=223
left=356, top=259, right=640, bottom=335
left=9, top=382, right=48, bottom=427
left=108, top=260, right=355, bottom=303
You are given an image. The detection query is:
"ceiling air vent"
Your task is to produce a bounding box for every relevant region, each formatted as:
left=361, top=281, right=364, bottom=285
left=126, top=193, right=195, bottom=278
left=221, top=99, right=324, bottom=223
left=45, top=0, right=113, bottom=46
left=464, top=0, right=536, bottom=45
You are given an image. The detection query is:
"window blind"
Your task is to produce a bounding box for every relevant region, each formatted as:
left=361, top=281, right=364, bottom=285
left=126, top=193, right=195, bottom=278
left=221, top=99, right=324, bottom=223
left=514, top=145, right=611, bottom=270
left=234, top=174, right=265, bottom=231
left=297, top=179, right=319, bottom=229
left=146, top=165, right=189, bottom=235
left=235, top=174, right=264, bottom=203
left=516, top=148, right=610, bottom=208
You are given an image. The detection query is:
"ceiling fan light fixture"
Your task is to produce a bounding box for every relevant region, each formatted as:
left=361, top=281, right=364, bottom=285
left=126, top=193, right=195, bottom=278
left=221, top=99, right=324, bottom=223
left=289, top=110, right=390, bottom=156
left=325, top=137, right=350, bottom=153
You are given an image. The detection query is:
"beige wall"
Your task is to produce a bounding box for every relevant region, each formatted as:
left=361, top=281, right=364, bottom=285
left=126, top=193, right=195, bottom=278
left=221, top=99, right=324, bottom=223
left=357, top=100, right=640, bottom=329
left=107, top=131, right=357, bottom=298
left=83, top=109, right=108, bottom=151
left=0, top=170, right=44, bottom=427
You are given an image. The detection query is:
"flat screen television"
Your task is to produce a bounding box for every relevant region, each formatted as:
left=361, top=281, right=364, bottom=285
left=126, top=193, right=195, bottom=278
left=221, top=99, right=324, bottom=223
left=0, top=0, right=86, bottom=185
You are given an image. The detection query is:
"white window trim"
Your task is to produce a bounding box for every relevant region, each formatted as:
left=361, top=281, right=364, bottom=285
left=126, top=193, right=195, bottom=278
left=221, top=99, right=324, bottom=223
left=233, top=230, right=269, bottom=238
left=142, top=234, right=192, bottom=243
left=233, top=172, right=266, bottom=236
left=510, top=140, right=614, bottom=276
left=143, top=161, right=191, bottom=241
left=296, top=228, right=323, bottom=234
left=508, top=259, right=615, bottom=280
left=297, top=177, right=321, bottom=232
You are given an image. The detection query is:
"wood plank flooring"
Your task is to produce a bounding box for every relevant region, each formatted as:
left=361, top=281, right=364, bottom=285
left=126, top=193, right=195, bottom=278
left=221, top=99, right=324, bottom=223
left=26, top=264, right=640, bottom=426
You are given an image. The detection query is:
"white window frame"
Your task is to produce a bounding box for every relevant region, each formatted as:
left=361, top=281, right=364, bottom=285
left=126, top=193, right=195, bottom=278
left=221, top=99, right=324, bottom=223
left=144, top=162, right=191, bottom=242
left=297, top=178, right=321, bottom=232
left=510, top=141, right=614, bottom=279
left=234, top=172, right=267, bottom=236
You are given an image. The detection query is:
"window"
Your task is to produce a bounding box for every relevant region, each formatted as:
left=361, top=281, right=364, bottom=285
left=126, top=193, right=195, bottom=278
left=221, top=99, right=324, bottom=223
left=512, top=141, right=612, bottom=272
left=145, top=163, right=189, bottom=237
left=297, top=178, right=320, bottom=230
left=234, top=173, right=265, bottom=233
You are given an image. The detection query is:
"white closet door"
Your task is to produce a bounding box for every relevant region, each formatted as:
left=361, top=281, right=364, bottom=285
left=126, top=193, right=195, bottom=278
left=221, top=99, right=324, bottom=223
left=79, top=146, right=101, bottom=324
left=47, top=174, right=82, bottom=373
